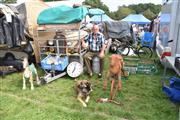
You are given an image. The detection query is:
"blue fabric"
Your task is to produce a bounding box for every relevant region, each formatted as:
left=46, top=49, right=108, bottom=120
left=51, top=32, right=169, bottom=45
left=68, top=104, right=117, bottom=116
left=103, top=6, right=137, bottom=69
left=141, top=32, right=154, bottom=47
left=90, top=14, right=113, bottom=22
left=160, top=13, right=170, bottom=23
left=28, top=63, right=37, bottom=76
left=162, top=77, right=180, bottom=103
left=37, top=5, right=88, bottom=24
left=169, top=77, right=180, bottom=90
left=121, top=14, right=151, bottom=25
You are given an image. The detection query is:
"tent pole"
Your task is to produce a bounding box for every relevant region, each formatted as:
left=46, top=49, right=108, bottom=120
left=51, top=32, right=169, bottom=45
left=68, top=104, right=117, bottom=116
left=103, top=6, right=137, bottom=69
left=178, top=104, right=180, bottom=120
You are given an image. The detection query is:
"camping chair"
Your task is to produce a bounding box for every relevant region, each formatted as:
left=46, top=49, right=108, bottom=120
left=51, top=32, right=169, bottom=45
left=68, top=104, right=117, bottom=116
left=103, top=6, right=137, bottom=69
left=162, top=76, right=180, bottom=119
left=141, top=32, right=154, bottom=48
left=162, top=76, right=180, bottom=103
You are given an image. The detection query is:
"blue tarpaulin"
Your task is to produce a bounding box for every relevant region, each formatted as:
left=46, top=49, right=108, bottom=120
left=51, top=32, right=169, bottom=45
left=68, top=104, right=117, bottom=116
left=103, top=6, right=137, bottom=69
left=121, top=14, right=151, bottom=24
left=37, top=5, right=88, bottom=24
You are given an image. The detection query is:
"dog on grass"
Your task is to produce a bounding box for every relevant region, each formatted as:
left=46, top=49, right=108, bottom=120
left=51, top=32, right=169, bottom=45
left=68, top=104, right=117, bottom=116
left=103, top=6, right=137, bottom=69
left=103, top=54, right=124, bottom=92
left=22, top=57, right=41, bottom=90
left=75, top=80, right=93, bottom=107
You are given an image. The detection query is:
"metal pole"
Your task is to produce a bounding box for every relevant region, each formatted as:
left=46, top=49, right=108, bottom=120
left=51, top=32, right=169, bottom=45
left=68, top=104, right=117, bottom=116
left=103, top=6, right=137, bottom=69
left=178, top=104, right=180, bottom=120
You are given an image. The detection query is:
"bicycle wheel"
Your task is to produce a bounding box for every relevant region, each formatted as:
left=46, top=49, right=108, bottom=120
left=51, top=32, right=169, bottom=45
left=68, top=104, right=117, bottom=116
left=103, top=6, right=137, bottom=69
left=117, top=45, right=130, bottom=56
left=138, top=46, right=153, bottom=59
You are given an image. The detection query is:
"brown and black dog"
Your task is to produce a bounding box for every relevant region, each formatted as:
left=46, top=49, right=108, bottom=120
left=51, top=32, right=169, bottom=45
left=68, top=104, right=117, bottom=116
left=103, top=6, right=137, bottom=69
left=75, top=80, right=93, bottom=107
left=103, top=54, right=125, bottom=99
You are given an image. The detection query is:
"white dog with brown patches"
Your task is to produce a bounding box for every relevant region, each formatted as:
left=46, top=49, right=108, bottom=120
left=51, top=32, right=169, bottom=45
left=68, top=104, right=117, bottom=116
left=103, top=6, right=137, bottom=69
left=22, top=57, right=41, bottom=90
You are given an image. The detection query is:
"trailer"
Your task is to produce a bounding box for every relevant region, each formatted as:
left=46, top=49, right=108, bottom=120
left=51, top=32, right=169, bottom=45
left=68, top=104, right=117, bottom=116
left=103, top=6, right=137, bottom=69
left=156, top=0, right=180, bottom=69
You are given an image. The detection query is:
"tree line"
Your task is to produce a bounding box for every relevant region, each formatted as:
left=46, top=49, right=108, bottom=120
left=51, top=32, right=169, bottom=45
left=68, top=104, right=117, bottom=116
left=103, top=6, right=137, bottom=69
left=2, top=0, right=161, bottom=21
left=83, top=0, right=161, bottom=21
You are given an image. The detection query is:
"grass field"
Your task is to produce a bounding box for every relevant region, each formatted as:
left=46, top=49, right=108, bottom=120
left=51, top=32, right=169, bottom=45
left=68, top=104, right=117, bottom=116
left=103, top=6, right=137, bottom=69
left=0, top=54, right=179, bottom=120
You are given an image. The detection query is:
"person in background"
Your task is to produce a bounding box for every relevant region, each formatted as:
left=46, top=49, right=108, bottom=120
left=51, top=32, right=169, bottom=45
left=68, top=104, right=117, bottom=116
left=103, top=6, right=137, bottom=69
left=82, top=24, right=106, bottom=77
left=138, top=27, right=144, bottom=40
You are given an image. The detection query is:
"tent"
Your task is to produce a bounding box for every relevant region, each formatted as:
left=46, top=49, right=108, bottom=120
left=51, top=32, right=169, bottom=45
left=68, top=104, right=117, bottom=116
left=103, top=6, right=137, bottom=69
left=88, top=8, right=113, bottom=22
left=90, top=14, right=114, bottom=22
left=89, top=8, right=105, bottom=15
left=121, top=14, right=151, bottom=24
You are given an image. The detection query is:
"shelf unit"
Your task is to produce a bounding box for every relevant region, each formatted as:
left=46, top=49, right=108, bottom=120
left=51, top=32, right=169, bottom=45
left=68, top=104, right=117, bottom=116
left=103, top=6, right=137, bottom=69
left=33, top=23, right=85, bottom=66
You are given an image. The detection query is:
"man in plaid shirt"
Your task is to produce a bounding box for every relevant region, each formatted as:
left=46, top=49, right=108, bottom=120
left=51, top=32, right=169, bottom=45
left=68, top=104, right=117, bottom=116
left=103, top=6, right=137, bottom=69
left=82, top=25, right=106, bottom=77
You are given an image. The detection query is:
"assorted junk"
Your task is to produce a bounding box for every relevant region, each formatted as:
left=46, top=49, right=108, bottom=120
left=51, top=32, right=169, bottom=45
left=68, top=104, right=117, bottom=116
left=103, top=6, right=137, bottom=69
left=36, top=5, right=88, bottom=82
left=0, top=4, right=27, bottom=75
left=0, top=4, right=25, bottom=48
left=101, top=21, right=133, bottom=53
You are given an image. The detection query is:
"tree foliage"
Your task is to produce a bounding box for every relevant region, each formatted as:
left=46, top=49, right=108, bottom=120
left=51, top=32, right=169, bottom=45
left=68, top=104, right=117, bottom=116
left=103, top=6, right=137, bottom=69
left=143, top=9, right=156, bottom=20
left=84, top=0, right=161, bottom=21
left=83, top=0, right=110, bottom=14
left=2, top=0, right=16, bottom=3
left=2, top=0, right=161, bottom=21
left=113, top=6, right=135, bottom=20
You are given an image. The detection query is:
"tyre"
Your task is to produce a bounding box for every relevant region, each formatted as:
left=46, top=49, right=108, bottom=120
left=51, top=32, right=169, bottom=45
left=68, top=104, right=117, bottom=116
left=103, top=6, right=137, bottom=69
left=138, top=46, right=153, bottom=59
left=3, top=53, right=15, bottom=61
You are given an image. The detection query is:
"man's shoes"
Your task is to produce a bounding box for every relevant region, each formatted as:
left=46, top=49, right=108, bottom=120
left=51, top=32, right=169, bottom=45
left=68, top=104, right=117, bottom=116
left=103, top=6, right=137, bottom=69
left=98, top=73, right=102, bottom=78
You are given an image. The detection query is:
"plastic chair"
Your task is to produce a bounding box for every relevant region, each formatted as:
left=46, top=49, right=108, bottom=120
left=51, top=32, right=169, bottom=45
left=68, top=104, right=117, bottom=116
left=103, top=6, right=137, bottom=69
left=141, top=32, right=154, bottom=48
left=162, top=76, right=180, bottom=103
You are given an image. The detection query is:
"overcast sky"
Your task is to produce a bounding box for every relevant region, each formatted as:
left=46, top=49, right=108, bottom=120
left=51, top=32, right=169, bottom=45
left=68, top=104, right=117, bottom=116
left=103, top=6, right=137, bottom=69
left=69, top=0, right=162, bottom=11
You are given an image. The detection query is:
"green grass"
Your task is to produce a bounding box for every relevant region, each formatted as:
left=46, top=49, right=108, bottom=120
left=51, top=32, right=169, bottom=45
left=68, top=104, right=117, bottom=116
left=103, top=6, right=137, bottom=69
left=0, top=54, right=179, bottom=120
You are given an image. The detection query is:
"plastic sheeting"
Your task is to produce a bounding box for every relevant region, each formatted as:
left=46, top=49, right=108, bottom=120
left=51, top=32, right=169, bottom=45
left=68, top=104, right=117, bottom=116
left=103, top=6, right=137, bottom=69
left=37, top=5, right=88, bottom=24
left=102, top=21, right=131, bottom=39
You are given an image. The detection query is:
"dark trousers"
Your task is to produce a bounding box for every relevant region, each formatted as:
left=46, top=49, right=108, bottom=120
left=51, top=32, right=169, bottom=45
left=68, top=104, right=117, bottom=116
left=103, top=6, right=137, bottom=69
left=83, top=51, right=104, bottom=75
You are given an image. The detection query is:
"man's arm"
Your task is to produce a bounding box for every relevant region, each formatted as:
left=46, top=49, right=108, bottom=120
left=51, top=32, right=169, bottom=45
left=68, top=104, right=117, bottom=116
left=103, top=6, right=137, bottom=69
left=100, top=44, right=106, bottom=54
left=81, top=35, right=89, bottom=48
left=81, top=38, right=87, bottom=48
left=99, top=34, right=106, bottom=58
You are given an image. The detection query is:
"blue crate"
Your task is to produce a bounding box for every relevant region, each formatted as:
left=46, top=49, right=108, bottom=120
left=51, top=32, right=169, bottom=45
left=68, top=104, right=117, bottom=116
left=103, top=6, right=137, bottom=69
left=41, top=55, right=69, bottom=71
left=141, top=32, right=154, bottom=47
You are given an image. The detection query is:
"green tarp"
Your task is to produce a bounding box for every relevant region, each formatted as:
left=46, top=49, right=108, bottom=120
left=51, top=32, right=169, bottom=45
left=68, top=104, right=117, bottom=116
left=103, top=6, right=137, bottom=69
left=37, top=5, right=88, bottom=24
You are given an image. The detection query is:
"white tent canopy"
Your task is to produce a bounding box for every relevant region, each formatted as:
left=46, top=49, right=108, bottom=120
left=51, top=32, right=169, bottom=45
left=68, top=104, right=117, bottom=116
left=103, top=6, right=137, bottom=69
left=121, top=14, right=151, bottom=24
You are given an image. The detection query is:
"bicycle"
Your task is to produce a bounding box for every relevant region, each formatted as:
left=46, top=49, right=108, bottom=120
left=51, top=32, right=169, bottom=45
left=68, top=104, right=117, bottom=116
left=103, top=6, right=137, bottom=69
left=116, top=34, right=153, bottom=59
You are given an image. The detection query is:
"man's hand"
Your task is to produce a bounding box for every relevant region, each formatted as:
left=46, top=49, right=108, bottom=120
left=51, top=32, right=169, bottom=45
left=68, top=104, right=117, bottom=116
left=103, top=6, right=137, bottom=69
left=81, top=38, right=88, bottom=48
left=99, top=51, right=104, bottom=58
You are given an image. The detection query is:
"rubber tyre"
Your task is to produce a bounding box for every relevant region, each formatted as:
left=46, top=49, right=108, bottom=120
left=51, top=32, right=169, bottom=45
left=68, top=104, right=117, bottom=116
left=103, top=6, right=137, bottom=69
left=138, top=46, right=153, bottom=59
left=3, top=53, right=15, bottom=61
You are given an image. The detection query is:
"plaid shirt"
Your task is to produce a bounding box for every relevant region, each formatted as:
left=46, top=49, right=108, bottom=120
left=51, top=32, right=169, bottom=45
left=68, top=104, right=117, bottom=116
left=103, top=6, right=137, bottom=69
left=85, top=32, right=105, bottom=52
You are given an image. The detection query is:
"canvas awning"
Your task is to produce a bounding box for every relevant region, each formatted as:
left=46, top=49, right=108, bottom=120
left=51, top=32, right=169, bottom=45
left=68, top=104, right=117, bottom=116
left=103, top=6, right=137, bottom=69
left=90, top=14, right=114, bottom=22
left=121, top=14, right=151, bottom=24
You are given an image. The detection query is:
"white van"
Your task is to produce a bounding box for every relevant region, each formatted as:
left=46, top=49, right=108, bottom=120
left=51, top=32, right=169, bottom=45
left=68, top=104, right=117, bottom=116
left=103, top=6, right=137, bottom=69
left=156, top=0, right=180, bottom=67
